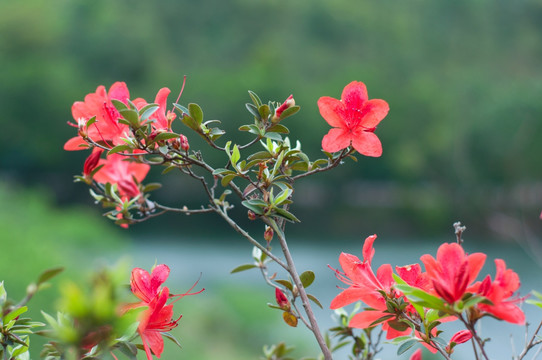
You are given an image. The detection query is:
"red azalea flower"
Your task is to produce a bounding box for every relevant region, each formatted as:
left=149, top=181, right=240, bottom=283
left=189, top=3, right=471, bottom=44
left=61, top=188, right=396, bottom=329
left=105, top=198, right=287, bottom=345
left=138, top=287, right=181, bottom=360
left=65, top=82, right=132, bottom=151
left=420, top=243, right=486, bottom=304
left=330, top=235, right=411, bottom=340
left=93, top=154, right=150, bottom=199
left=473, top=259, right=525, bottom=324
left=318, top=81, right=389, bottom=156
left=131, top=264, right=171, bottom=304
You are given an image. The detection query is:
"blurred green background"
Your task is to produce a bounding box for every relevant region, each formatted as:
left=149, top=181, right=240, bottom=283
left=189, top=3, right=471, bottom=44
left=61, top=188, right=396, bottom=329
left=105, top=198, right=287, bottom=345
left=1, top=0, right=542, bottom=358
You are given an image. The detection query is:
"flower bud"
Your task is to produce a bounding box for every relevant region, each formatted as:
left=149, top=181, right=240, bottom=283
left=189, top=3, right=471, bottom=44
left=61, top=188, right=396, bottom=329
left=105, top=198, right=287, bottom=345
left=179, top=134, right=189, bottom=151
left=272, top=94, right=295, bottom=123
left=446, top=329, right=472, bottom=353
left=264, top=226, right=274, bottom=243
left=247, top=210, right=257, bottom=220
left=117, top=179, right=140, bottom=199
left=83, top=148, right=103, bottom=177
left=275, top=288, right=290, bottom=310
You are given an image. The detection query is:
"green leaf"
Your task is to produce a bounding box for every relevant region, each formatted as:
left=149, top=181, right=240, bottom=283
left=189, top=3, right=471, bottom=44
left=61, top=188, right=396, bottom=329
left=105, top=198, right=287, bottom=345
left=241, top=200, right=265, bottom=215
left=158, top=145, right=169, bottom=155
left=394, top=284, right=445, bottom=310
left=397, top=339, right=418, bottom=355
left=37, top=267, right=64, bottom=285
left=188, top=103, right=203, bottom=125
left=230, top=264, right=258, bottom=274
left=0, top=281, right=7, bottom=307
left=221, top=174, right=237, bottom=187
left=173, top=103, right=189, bottom=115
left=279, top=105, right=300, bottom=120
left=111, top=99, right=128, bottom=111
left=267, top=124, right=290, bottom=134
left=307, top=294, right=323, bottom=309
left=368, top=314, right=395, bottom=327
left=231, top=144, right=240, bottom=166
left=264, top=132, right=283, bottom=141
left=108, top=144, right=132, bottom=155
left=139, top=104, right=159, bottom=121
left=142, top=183, right=162, bottom=193
left=276, top=280, right=293, bottom=291
left=299, top=271, right=315, bottom=288
left=248, top=90, right=262, bottom=107
left=273, top=208, right=300, bottom=223
left=153, top=132, right=179, bottom=141
left=181, top=114, right=199, bottom=131
left=4, top=306, right=28, bottom=324
left=162, top=332, right=183, bottom=349
left=258, top=104, right=271, bottom=120
left=119, top=109, right=140, bottom=128
left=246, top=103, right=261, bottom=119
left=248, top=151, right=273, bottom=161
left=274, top=188, right=292, bottom=205
left=86, top=116, right=97, bottom=128
left=212, top=168, right=235, bottom=176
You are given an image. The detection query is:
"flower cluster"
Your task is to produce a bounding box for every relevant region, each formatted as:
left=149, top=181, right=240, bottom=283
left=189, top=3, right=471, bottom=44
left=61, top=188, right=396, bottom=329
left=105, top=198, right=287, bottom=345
left=331, top=235, right=525, bottom=357
left=128, top=264, right=203, bottom=360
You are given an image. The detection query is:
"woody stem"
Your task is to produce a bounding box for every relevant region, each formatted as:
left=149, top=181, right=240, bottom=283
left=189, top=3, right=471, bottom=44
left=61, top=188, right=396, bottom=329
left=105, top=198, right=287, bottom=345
left=265, top=218, right=333, bottom=360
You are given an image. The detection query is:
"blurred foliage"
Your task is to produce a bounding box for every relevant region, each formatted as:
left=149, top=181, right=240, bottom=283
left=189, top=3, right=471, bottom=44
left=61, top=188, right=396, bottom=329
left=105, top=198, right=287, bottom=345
left=1, top=0, right=542, bottom=236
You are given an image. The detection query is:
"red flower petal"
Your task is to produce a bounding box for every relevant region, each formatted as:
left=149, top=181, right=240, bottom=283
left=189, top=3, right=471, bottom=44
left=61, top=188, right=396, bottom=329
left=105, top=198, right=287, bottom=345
left=350, top=131, right=382, bottom=157
left=349, top=310, right=386, bottom=329
left=330, top=287, right=368, bottom=309
left=63, top=136, right=88, bottom=151
left=360, top=99, right=389, bottom=129
left=108, top=82, right=130, bottom=104
left=145, top=331, right=165, bottom=358
left=341, top=81, right=368, bottom=109
left=321, top=128, right=351, bottom=152
left=317, top=96, right=345, bottom=128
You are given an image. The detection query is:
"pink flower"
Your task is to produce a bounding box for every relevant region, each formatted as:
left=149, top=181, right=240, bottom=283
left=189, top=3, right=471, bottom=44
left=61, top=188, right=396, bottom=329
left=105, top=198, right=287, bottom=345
left=131, top=264, right=171, bottom=304
left=420, top=243, right=486, bottom=304
left=93, top=154, right=150, bottom=199
left=318, top=81, right=389, bottom=156
left=65, top=82, right=132, bottom=151
left=473, top=259, right=525, bottom=324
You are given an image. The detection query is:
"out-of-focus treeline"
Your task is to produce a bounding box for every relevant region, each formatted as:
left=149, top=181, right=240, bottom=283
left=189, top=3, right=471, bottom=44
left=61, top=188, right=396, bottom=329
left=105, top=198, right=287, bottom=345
left=2, top=0, right=542, bottom=238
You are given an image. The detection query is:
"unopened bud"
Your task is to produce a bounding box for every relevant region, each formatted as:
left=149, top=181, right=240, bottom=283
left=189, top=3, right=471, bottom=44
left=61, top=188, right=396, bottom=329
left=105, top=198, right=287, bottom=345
left=117, top=179, right=140, bottom=199
left=446, top=329, right=472, bottom=353
left=264, top=226, right=274, bottom=243
left=272, top=94, right=295, bottom=123
left=248, top=210, right=257, bottom=220
left=83, top=148, right=103, bottom=177
left=179, top=134, right=189, bottom=151
left=275, top=288, right=290, bottom=310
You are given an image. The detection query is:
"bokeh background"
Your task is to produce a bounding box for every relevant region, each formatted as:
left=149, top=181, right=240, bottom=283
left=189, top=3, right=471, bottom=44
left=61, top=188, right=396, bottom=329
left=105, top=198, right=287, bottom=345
left=1, top=0, right=542, bottom=358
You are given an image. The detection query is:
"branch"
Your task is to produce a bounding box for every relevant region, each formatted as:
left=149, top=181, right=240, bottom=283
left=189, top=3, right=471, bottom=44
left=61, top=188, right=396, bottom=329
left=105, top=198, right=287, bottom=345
left=264, top=217, right=333, bottom=360
left=290, top=148, right=353, bottom=181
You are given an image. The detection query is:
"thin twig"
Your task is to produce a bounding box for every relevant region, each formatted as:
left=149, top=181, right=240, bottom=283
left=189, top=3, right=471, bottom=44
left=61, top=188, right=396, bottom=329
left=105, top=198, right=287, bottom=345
left=518, top=320, right=542, bottom=360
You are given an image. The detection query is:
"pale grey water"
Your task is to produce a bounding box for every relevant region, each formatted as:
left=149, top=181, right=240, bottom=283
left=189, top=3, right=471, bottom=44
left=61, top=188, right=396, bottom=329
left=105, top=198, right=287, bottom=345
left=103, top=237, right=542, bottom=359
